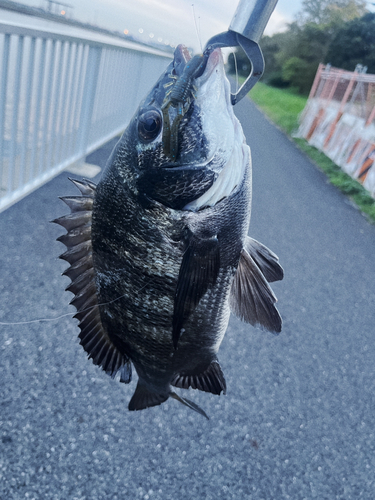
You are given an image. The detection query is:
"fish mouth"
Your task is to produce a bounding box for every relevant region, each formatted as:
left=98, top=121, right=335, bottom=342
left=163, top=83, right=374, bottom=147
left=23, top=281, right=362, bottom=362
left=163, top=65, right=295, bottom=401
left=161, top=46, right=224, bottom=161
left=171, top=44, right=220, bottom=79
left=182, top=49, right=249, bottom=212
left=173, top=44, right=192, bottom=76
left=162, top=45, right=249, bottom=212
left=196, top=48, right=222, bottom=83
left=172, top=44, right=222, bottom=82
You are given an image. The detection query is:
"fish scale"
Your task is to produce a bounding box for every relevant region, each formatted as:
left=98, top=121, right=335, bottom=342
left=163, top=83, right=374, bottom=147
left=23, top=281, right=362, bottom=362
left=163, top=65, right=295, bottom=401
left=55, top=45, right=283, bottom=419
left=93, top=183, right=181, bottom=365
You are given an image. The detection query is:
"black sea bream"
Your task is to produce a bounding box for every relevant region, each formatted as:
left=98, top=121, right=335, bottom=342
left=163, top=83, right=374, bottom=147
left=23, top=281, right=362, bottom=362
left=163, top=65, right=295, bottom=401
left=55, top=45, right=283, bottom=418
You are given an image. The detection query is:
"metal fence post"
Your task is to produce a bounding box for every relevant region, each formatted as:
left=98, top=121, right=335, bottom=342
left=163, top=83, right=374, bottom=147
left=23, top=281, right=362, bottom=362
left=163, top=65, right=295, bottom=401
left=8, top=35, right=24, bottom=194
left=0, top=33, right=10, bottom=184
left=77, top=45, right=102, bottom=158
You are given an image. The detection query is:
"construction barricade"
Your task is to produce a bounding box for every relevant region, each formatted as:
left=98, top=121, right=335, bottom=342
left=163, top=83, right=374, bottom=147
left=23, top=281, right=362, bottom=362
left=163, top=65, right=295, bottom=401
left=297, top=63, right=375, bottom=198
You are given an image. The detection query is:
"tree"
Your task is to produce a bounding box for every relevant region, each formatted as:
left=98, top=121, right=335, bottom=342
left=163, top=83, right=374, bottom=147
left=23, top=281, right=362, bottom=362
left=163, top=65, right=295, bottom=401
left=228, top=1, right=373, bottom=95
left=298, top=0, right=367, bottom=25
left=325, top=13, right=375, bottom=72
left=281, top=57, right=318, bottom=94
left=260, top=31, right=299, bottom=86
left=261, top=22, right=331, bottom=92
left=258, top=0, right=370, bottom=94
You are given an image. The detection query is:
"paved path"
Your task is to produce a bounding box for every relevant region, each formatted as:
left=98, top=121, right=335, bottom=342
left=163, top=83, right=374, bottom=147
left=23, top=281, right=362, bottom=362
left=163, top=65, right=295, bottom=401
left=1, top=96, right=374, bottom=499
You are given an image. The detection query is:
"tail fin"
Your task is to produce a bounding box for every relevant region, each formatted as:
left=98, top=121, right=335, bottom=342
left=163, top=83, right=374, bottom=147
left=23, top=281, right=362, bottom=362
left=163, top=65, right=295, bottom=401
left=128, top=381, right=168, bottom=411
left=128, top=381, right=209, bottom=419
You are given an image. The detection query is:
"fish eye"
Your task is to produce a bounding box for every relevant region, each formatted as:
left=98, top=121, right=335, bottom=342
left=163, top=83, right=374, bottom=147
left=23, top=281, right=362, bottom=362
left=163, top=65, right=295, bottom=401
left=138, top=110, right=162, bottom=142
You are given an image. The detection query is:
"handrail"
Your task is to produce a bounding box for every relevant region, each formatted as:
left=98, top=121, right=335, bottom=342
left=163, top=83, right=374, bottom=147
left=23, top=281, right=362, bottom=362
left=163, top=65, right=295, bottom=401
left=0, top=21, right=172, bottom=212
left=0, top=21, right=172, bottom=57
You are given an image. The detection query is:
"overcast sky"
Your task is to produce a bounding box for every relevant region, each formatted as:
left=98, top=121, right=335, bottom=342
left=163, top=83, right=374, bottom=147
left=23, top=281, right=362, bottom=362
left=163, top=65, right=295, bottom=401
left=14, top=0, right=304, bottom=50
left=13, top=0, right=375, bottom=52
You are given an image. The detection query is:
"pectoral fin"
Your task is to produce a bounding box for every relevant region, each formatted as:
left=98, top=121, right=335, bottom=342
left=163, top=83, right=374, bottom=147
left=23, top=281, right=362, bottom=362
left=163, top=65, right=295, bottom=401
left=244, top=237, right=284, bottom=283
left=230, top=247, right=282, bottom=333
left=173, top=234, right=220, bottom=348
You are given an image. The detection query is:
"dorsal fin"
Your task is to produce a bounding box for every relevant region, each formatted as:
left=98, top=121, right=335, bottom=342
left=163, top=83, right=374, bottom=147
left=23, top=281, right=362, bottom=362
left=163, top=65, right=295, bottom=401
left=171, top=359, right=226, bottom=395
left=53, top=178, right=132, bottom=381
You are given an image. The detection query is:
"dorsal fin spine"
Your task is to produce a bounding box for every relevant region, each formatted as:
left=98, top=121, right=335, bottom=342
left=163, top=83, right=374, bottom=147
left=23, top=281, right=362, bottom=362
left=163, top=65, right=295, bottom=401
left=55, top=178, right=131, bottom=381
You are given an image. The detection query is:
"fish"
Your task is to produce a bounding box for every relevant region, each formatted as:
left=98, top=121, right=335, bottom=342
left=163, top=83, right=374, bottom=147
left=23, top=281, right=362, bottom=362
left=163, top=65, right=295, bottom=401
left=54, top=44, right=283, bottom=419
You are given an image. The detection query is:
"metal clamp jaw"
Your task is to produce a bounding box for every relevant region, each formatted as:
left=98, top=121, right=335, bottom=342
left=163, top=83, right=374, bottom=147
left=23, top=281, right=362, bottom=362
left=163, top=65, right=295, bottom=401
left=204, top=0, right=278, bottom=105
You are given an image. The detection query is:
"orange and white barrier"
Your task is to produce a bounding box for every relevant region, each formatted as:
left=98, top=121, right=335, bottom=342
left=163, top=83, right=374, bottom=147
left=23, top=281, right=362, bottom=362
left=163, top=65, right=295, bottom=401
left=297, top=64, right=375, bottom=198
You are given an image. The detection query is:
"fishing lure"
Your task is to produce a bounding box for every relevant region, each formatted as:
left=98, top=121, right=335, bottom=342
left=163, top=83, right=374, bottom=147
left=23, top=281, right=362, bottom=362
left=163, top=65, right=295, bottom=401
left=161, top=51, right=209, bottom=160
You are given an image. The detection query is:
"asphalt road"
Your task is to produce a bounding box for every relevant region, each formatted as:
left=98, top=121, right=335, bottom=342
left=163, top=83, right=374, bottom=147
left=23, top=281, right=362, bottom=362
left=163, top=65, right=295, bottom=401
left=1, top=96, right=375, bottom=500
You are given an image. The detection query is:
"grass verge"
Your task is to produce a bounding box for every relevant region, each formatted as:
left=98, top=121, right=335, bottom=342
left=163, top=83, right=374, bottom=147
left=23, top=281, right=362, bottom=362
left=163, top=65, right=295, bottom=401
left=248, top=82, right=375, bottom=223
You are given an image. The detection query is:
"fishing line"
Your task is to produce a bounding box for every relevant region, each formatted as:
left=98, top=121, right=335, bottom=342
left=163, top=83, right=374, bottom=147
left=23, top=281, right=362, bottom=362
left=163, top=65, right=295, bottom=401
left=233, top=50, right=239, bottom=94
left=0, top=312, right=82, bottom=326
left=191, top=4, right=203, bottom=52
left=0, top=279, right=155, bottom=327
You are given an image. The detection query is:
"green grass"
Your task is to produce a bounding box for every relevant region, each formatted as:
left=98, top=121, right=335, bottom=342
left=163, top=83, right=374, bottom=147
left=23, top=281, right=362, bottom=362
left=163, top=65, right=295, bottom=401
left=248, top=82, right=375, bottom=223
left=249, top=82, right=307, bottom=135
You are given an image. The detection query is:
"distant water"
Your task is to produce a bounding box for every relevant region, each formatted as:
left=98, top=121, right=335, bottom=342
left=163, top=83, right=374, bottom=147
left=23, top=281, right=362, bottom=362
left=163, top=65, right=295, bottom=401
left=0, top=8, right=138, bottom=47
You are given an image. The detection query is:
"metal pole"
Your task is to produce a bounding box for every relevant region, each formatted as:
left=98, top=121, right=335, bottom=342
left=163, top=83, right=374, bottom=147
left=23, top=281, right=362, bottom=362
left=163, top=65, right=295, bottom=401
left=77, top=45, right=101, bottom=156
left=8, top=35, right=24, bottom=194
left=0, top=34, right=10, bottom=192
left=38, top=39, right=56, bottom=175
left=229, top=0, right=278, bottom=44
left=30, top=38, right=47, bottom=182
left=204, top=0, right=279, bottom=104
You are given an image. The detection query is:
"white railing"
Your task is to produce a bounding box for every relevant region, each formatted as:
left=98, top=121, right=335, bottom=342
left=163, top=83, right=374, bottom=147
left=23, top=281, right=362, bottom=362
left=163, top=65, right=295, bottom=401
left=0, top=21, right=172, bottom=212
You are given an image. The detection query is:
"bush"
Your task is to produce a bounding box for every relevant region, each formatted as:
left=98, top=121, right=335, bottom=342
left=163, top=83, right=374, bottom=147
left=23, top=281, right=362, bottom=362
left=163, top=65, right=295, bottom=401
left=281, top=57, right=318, bottom=94
left=263, top=71, right=290, bottom=88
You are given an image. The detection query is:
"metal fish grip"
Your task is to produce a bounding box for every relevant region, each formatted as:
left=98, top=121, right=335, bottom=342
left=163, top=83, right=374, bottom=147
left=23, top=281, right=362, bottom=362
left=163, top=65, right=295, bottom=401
left=204, top=0, right=279, bottom=105
left=161, top=0, right=278, bottom=159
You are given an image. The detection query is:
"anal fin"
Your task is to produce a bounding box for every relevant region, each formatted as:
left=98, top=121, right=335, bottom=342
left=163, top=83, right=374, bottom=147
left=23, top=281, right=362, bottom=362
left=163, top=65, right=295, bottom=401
left=171, top=360, right=226, bottom=395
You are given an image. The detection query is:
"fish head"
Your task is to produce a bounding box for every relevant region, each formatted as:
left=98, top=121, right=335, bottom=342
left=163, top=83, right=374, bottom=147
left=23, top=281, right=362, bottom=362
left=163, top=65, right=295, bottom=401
left=114, top=44, right=248, bottom=211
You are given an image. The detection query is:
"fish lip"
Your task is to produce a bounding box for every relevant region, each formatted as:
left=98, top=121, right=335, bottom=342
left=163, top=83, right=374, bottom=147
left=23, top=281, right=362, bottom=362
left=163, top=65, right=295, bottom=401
left=196, top=48, right=222, bottom=83
left=173, top=44, right=192, bottom=76
left=171, top=44, right=221, bottom=83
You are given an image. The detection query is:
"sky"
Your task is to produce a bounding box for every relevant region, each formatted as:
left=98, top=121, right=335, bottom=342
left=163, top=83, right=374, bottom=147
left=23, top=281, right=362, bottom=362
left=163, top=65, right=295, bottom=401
left=14, top=0, right=303, bottom=51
